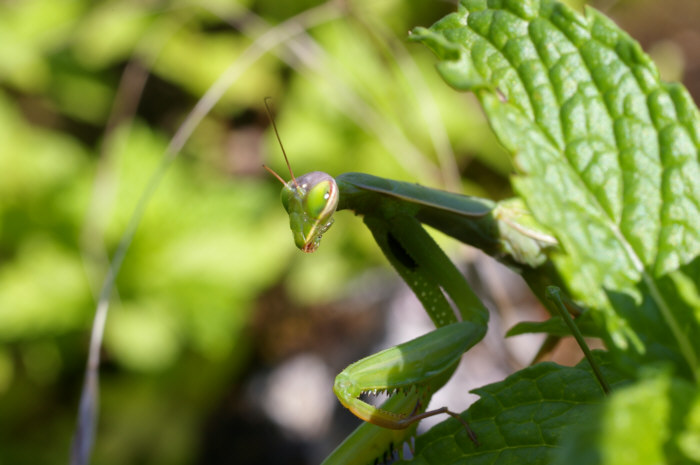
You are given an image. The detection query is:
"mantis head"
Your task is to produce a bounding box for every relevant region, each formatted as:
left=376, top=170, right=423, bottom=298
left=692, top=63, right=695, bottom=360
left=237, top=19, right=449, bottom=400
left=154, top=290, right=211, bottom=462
left=263, top=98, right=339, bottom=253
left=281, top=171, right=339, bottom=253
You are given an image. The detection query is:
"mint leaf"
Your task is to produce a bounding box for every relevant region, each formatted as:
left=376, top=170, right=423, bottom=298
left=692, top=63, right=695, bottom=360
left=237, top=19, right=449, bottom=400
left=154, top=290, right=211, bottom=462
left=506, top=311, right=600, bottom=338
left=555, top=371, right=700, bottom=465
left=396, top=354, right=629, bottom=465
left=412, top=0, right=700, bottom=376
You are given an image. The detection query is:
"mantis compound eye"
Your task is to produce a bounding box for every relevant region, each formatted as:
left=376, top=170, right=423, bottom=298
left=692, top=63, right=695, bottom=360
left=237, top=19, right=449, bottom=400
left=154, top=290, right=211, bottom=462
left=305, top=179, right=339, bottom=220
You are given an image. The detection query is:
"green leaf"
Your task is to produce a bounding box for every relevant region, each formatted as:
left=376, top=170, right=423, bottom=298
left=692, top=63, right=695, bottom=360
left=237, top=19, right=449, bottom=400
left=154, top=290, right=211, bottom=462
left=412, top=0, right=700, bottom=377
left=555, top=370, right=700, bottom=465
left=396, top=354, right=629, bottom=465
left=506, top=311, right=600, bottom=338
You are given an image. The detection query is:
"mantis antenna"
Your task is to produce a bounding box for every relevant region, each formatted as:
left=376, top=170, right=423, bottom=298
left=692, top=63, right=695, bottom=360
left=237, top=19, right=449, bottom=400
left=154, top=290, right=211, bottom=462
left=263, top=97, right=299, bottom=188
left=264, top=97, right=339, bottom=253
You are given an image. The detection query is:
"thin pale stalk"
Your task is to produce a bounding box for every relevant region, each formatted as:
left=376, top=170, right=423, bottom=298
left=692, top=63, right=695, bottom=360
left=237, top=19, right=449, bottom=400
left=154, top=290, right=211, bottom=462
left=70, top=4, right=342, bottom=464
left=546, top=286, right=610, bottom=395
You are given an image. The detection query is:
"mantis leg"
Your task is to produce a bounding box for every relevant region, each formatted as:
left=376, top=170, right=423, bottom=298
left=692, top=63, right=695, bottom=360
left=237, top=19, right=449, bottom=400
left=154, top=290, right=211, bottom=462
left=363, top=214, right=489, bottom=328
left=324, top=214, right=489, bottom=463
left=320, top=397, right=421, bottom=465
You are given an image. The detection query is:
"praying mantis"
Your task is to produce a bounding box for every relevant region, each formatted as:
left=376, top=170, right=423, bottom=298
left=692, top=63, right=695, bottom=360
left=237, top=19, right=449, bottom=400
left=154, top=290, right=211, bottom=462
left=264, top=101, right=560, bottom=464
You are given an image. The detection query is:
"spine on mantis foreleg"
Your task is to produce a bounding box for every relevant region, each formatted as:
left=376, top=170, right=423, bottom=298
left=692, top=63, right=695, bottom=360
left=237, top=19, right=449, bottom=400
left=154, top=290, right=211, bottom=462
left=319, top=395, right=421, bottom=465
left=321, top=345, right=466, bottom=465
left=324, top=324, right=481, bottom=465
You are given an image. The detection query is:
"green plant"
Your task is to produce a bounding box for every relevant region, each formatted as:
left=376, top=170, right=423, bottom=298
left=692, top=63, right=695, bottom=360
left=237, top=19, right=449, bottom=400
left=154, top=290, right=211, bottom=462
left=2, top=1, right=694, bottom=463
left=277, top=1, right=700, bottom=463
left=407, top=1, right=700, bottom=463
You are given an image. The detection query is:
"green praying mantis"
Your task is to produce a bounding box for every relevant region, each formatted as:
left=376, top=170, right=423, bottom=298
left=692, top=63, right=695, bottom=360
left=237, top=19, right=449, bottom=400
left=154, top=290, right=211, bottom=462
left=264, top=101, right=565, bottom=464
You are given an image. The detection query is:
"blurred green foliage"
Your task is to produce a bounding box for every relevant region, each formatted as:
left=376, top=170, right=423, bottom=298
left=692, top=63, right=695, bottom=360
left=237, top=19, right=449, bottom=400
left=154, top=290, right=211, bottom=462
left=0, top=0, right=695, bottom=463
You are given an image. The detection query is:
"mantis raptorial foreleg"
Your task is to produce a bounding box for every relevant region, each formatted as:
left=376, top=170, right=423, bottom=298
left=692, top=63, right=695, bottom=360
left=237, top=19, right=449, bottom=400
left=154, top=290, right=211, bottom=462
left=334, top=214, right=487, bottom=420
left=319, top=214, right=486, bottom=464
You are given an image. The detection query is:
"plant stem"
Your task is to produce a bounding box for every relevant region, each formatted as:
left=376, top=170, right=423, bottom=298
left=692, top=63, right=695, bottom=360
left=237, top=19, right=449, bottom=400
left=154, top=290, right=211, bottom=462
left=546, top=286, right=611, bottom=395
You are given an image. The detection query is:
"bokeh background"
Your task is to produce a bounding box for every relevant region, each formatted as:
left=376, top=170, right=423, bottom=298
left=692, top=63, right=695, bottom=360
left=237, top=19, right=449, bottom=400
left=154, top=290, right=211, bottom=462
left=0, top=0, right=698, bottom=463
